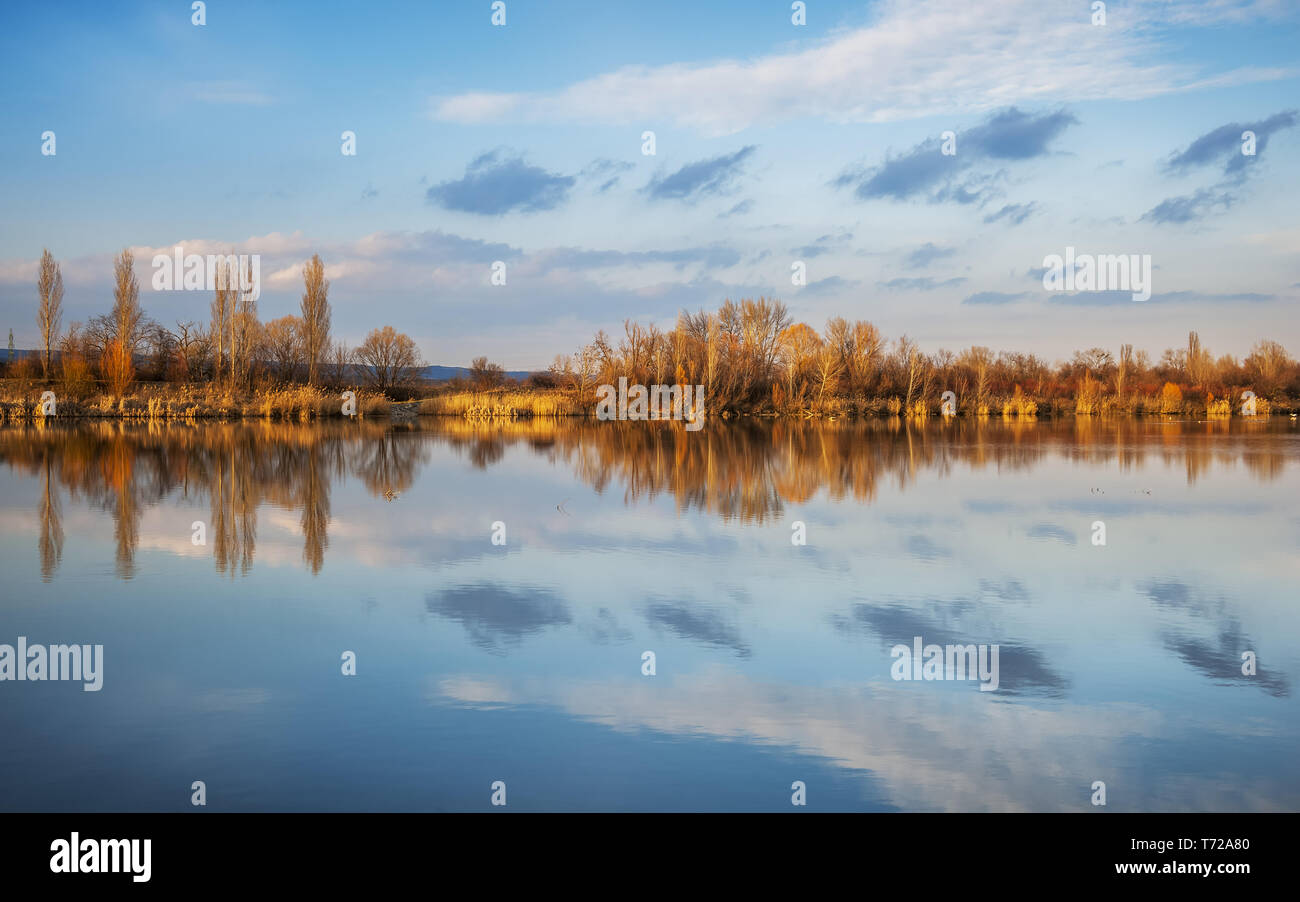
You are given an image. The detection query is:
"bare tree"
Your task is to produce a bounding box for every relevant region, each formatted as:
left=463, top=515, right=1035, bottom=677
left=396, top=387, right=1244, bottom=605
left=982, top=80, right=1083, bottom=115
left=1186, top=330, right=1215, bottom=389
left=1245, top=340, right=1290, bottom=396
left=329, top=340, right=353, bottom=387
left=300, top=254, right=331, bottom=386
left=143, top=322, right=177, bottom=380
left=111, top=248, right=145, bottom=352
left=814, top=342, right=842, bottom=409
left=36, top=249, right=64, bottom=378
left=896, top=335, right=927, bottom=410
left=229, top=258, right=260, bottom=387
left=778, top=322, right=822, bottom=403
left=1072, top=347, right=1115, bottom=377
left=355, top=326, right=424, bottom=392
left=173, top=321, right=207, bottom=381
left=1115, top=343, right=1134, bottom=398
left=959, top=346, right=994, bottom=410
left=469, top=355, right=505, bottom=389
left=210, top=259, right=232, bottom=384
left=738, top=297, right=791, bottom=390
left=848, top=320, right=884, bottom=395
left=264, top=315, right=304, bottom=382
left=58, top=322, right=93, bottom=396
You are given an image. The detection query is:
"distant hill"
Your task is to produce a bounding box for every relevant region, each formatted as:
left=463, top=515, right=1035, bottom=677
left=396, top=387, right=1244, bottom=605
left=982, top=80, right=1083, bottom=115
left=3, top=348, right=534, bottom=382
left=418, top=364, right=535, bottom=382
left=2, top=348, right=42, bottom=361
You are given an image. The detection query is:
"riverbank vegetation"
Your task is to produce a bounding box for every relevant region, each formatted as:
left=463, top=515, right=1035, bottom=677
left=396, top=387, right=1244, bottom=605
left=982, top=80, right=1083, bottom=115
left=536, top=298, right=1295, bottom=418
left=5, top=252, right=1296, bottom=420
left=4, top=248, right=421, bottom=419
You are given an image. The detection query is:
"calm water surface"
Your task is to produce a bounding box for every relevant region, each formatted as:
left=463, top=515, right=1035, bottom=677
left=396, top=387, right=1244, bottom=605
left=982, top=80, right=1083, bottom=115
left=1, top=417, right=1297, bottom=811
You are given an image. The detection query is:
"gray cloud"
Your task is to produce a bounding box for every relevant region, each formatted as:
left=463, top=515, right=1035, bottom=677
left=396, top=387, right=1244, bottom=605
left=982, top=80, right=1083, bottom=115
left=1142, top=186, right=1235, bottom=224
left=581, top=157, right=635, bottom=193
left=793, top=231, right=854, bottom=258
left=962, top=108, right=1078, bottom=159
left=539, top=245, right=741, bottom=271
left=834, top=108, right=1075, bottom=204
left=719, top=199, right=753, bottom=218
left=1165, top=109, right=1297, bottom=180
left=643, top=600, right=750, bottom=657
left=802, top=275, right=860, bottom=295
left=1045, top=289, right=1275, bottom=306
left=1144, top=110, right=1297, bottom=224
left=645, top=145, right=756, bottom=202
left=830, top=602, right=1069, bottom=697
left=426, top=583, right=572, bottom=652
left=905, top=242, right=956, bottom=268
left=1026, top=523, right=1076, bottom=546
left=427, top=149, right=576, bottom=214
left=879, top=276, right=968, bottom=291
left=961, top=291, right=1028, bottom=305
left=983, top=202, right=1038, bottom=225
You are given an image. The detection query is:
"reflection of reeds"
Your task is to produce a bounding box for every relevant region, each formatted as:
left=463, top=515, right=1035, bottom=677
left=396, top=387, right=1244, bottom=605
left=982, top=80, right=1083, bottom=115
left=1, top=416, right=1288, bottom=579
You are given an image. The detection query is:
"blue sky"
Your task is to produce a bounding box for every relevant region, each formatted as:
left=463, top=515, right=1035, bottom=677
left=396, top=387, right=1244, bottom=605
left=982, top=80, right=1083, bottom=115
left=1, top=0, right=1298, bottom=368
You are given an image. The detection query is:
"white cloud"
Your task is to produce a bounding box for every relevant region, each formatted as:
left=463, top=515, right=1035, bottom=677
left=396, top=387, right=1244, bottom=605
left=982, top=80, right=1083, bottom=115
left=431, top=0, right=1286, bottom=135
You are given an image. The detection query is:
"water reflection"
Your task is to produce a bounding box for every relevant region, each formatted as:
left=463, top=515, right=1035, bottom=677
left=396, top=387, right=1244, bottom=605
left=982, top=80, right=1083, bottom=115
left=1, top=416, right=1296, bottom=812
left=1, top=417, right=1290, bottom=580
left=2, top=421, right=429, bottom=579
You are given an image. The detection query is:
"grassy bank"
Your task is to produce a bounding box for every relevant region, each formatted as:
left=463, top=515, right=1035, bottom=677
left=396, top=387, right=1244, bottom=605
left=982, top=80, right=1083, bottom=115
left=413, top=386, right=1292, bottom=419
left=418, top=389, right=577, bottom=418
left=0, top=383, right=391, bottom=421
left=3, top=382, right=1293, bottom=423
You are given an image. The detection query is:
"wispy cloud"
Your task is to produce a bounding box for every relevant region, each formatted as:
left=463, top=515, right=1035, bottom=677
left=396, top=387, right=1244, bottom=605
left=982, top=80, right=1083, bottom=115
left=1142, top=187, right=1236, bottom=224
left=879, top=276, right=968, bottom=291
left=429, top=0, right=1288, bottom=134
left=905, top=242, right=957, bottom=269
left=793, top=231, right=854, bottom=259
left=580, top=158, right=635, bottom=193
left=983, top=202, right=1038, bottom=225
left=1046, top=289, right=1276, bottom=306
left=718, top=199, right=753, bottom=218
left=644, top=146, right=755, bottom=202
left=962, top=291, right=1028, bottom=305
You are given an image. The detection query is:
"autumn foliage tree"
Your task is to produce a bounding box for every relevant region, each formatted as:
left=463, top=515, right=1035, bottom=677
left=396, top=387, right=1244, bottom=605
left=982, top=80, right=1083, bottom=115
left=101, top=337, right=134, bottom=397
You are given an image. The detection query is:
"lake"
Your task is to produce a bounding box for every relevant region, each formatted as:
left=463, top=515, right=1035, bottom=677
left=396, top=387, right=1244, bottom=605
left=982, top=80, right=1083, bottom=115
left=1, top=416, right=1297, bottom=811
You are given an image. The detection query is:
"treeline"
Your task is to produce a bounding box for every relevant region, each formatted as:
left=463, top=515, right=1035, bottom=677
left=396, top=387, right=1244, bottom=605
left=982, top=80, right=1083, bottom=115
left=7, top=249, right=426, bottom=398
left=9, top=251, right=1297, bottom=417
left=539, top=298, right=1298, bottom=416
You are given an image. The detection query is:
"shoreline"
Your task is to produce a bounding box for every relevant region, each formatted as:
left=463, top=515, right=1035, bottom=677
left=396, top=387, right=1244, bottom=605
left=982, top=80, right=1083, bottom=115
left=2, top=384, right=1296, bottom=422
